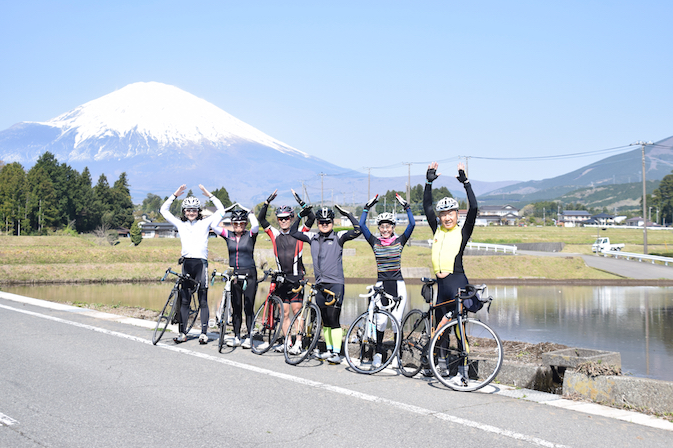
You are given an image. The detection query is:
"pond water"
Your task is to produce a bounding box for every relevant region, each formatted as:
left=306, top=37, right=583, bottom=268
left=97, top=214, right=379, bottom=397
left=4, top=282, right=672, bottom=382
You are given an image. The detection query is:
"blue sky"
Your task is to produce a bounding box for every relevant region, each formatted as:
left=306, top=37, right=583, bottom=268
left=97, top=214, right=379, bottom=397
left=2, top=0, right=672, bottom=183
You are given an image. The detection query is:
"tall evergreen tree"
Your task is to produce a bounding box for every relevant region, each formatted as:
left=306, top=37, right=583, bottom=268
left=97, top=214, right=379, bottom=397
left=26, top=166, right=59, bottom=233
left=0, top=163, right=27, bottom=235
left=93, top=174, right=114, bottom=226
left=75, top=167, right=98, bottom=232
left=652, top=172, right=673, bottom=225
left=111, top=172, right=135, bottom=228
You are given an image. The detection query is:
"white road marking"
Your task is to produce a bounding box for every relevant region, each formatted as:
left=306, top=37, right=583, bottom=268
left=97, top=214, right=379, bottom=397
left=0, top=412, right=19, bottom=426
left=0, top=302, right=568, bottom=447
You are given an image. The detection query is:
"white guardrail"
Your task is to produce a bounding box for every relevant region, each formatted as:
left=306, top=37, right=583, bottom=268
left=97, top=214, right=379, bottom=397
left=599, top=250, right=673, bottom=266
left=466, top=242, right=517, bottom=254
left=409, top=240, right=517, bottom=254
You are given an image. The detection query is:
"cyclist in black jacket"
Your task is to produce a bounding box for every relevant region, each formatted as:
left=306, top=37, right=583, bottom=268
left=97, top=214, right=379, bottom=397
left=289, top=204, right=361, bottom=364
left=212, top=204, right=259, bottom=349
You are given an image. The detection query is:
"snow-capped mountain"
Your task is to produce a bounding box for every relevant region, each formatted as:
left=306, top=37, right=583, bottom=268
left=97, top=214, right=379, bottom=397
left=0, top=82, right=512, bottom=204
left=0, top=82, right=359, bottom=203
left=2, top=82, right=310, bottom=163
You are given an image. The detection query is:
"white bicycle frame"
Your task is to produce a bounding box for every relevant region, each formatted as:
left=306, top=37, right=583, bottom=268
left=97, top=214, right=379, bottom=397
left=359, top=285, right=399, bottom=340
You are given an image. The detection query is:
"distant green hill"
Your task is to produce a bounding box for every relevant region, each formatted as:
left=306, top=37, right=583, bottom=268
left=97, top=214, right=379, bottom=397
left=481, top=136, right=673, bottom=202
left=477, top=181, right=660, bottom=211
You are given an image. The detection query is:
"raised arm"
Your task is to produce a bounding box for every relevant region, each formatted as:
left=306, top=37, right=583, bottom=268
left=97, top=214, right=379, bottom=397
left=289, top=212, right=311, bottom=243
left=359, top=194, right=378, bottom=241
left=258, top=202, right=271, bottom=230
left=335, top=206, right=362, bottom=245
left=160, top=185, right=185, bottom=227
left=423, top=163, right=439, bottom=233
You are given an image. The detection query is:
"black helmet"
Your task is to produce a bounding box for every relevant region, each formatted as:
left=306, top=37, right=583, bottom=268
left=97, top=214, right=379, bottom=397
left=275, top=205, right=295, bottom=219
left=316, top=207, right=335, bottom=221
left=230, top=209, right=249, bottom=223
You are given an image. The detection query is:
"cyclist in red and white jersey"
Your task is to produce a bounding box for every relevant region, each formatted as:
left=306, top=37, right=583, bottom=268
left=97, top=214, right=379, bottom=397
left=257, top=189, right=315, bottom=352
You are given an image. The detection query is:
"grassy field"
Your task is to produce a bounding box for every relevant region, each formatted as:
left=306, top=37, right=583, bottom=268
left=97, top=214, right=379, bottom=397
left=3, top=223, right=662, bottom=283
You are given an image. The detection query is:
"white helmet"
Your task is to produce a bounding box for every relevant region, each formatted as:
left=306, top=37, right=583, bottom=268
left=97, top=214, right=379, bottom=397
left=181, top=196, right=202, bottom=211
left=375, top=212, right=395, bottom=226
left=436, top=197, right=459, bottom=212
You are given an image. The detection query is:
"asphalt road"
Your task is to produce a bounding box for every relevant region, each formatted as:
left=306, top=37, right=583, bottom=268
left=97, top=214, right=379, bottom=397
left=1, top=294, right=672, bottom=448
left=518, top=250, right=673, bottom=280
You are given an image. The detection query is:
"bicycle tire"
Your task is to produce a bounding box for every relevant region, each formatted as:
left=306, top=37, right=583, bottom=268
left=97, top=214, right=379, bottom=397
left=184, top=292, right=200, bottom=335
left=398, top=309, right=430, bottom=378
left=428, top=318, right=503, bottom=392
left=152, top=289, right=178, bottom=345
left=344, top=310, right=402, bottom=375
left=284, top=302, right=322, bottom=365
left=251, top=295, right=284, bottom=354
left=218, top=290, right=231, bottom=353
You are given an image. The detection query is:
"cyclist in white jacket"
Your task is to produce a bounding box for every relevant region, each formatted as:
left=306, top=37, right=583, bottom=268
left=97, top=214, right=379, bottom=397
left=161, top=184, right=225, bottom=344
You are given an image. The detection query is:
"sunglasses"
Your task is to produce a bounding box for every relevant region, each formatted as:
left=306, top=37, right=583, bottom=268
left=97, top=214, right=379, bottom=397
left=318, top=220, right=332, bottom=225
left=277, top=216, right=291, bottom=221
left=184, top=209, right=199, bottom=213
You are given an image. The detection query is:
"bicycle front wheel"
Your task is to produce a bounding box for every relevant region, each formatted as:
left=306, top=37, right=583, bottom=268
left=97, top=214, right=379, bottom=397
left=251, top=295, right=284, bottom=354
left=284, top=302, right=321, bottom=365
left=398, top=309, right=430, bottom=378
left=428, top=318, right=503, bottom=392
left=218, top=290, right=231, bottom=353
left=152, top=289, right=178, bottom=345
left=184, top=293, right=200, bottom=334
left=345, top=310, right=402, bottom=375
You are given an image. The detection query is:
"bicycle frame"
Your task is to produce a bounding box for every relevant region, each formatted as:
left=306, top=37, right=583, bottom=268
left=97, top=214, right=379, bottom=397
left=359, top=285, right=400, bottom=340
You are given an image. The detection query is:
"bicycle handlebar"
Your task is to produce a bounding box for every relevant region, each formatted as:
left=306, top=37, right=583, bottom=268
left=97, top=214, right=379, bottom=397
left=161, top=267, right=198, bottom=287
left=290, top=280, right=337, bottom=305
left=359, top=285, right=401, bottom=311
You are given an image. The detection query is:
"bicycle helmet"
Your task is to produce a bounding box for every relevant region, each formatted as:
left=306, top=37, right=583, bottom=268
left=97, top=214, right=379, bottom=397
left=316, top=207, right=335, bottom=221
left=375, top=212, right=395, bottom=226
left=230, top=209, right=249, bottom=223
left=181, top=196, right=202, bottom=211
left=436, top=197, right=459, bottom=212
left=275, top=205, right=295, bottom=219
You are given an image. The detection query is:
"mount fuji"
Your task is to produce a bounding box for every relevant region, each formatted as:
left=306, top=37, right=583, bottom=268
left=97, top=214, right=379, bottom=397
left=0, top=82, right=514, bottom=204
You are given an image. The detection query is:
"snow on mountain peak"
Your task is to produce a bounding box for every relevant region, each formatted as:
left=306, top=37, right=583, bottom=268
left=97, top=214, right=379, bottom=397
left=38, top=81, right=307, bottom=157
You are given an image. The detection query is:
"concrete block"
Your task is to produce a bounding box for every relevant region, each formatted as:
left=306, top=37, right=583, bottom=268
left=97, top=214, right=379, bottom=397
left=401, top=267, right=432, bottom=279
left=542, top=348, right=621, bottom=370
left=494, top=361, right=555, bottom=392
left=563, top=371, right=673, bottom=415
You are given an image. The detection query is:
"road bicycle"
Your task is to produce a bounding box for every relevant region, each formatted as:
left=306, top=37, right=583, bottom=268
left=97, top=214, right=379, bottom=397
left=210, top=268, right=249, bottom=353
left=250, top=269, right=285, bottom=355
left=428, top=284, right=502, bottom=391
left=152, top=260, right=200, bottom=345
left=344, top=284, right=402, bottom=374
left=398, top=278, right=448, bottom=378
left=283, top=280, right=336, bottom=365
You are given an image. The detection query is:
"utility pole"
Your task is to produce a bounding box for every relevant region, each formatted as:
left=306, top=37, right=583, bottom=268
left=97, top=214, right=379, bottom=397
left=319, top=172, right=326, bottom=206
left=630, top=141, right=653, bottom=254
left=403, top=162, right=412, bottom=204
left=364, top=167, right=372, bottom=201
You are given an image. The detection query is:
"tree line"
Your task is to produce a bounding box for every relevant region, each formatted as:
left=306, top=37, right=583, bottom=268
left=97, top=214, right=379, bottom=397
left=0, top=152, right=134, bottom=235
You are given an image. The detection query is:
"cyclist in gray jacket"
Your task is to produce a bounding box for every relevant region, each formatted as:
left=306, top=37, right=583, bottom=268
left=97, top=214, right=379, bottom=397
left=289, top=204, right=361, bottom=364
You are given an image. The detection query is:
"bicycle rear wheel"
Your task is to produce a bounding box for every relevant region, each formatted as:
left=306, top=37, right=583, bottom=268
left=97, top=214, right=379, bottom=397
left=398, top=309, right=430, bottom=378
left=251, top=295, right=284, bottom=354
left=218, top=290, right=231, bottom=353
left=284, top=302, right=321, bottom=365
left=429, top=318, right=503, bottom=392
left=152, top=289, right=178, bottom=345
left=345, top=310, right=401, bottom=375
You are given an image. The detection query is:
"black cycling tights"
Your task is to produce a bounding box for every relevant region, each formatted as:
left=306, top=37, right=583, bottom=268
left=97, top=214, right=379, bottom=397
left=231, top=267, right=258, bottom=338
left=180, top=258, right=209, bottom=335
